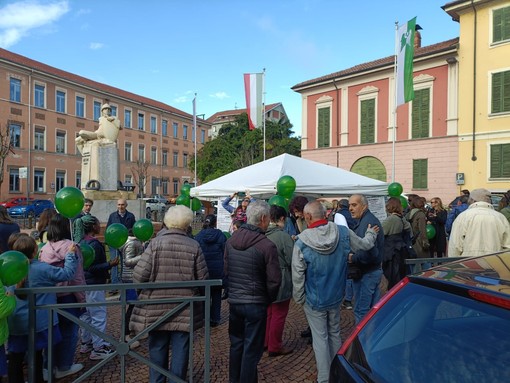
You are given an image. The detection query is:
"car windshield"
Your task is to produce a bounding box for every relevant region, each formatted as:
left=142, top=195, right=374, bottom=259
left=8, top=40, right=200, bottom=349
left=345, top=282, right=510, bottom=383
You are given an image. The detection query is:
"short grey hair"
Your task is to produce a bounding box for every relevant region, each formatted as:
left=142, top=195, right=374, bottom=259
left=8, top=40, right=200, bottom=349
left=303, top=200, right=326, bottom=220
left=246, top=200, right=270, bottom=226
left=351, top=194, right=368, bottom=207
left=164, top=205, right=193, bottom=230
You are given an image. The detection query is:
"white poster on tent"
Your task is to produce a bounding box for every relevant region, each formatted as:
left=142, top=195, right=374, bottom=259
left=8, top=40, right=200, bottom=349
left=367, top=196, right=387, bottom=222
left=217, top=197, right=236, bottom=232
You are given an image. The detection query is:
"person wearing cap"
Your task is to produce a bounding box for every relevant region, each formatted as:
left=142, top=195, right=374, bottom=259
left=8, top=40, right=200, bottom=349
left=75, top=103, right=122, bottom=154
left=194, top=214, right=226, bottom=327
left=449, top=188, right=510, bottom=257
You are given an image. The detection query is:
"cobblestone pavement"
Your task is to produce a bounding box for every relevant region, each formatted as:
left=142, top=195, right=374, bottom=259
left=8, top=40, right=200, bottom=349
left=56, top=299, right=356, bottom=383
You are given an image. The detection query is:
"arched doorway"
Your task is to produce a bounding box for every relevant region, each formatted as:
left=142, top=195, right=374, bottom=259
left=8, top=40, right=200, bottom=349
left=350, top=156, right=387, bottom=182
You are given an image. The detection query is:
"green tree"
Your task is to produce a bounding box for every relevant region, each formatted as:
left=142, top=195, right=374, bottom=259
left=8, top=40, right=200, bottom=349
left=193, top=113, right=300, bottom=183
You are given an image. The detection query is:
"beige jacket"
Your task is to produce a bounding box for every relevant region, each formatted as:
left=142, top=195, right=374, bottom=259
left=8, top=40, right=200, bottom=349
left=448, top=202, right=510, bottom=257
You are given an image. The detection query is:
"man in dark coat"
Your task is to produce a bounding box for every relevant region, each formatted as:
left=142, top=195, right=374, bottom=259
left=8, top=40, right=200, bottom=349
left=106, top=198, right=136, bottom=287
left=225, top=200, right=281, bottom=383
left=348, top=194, right=385, bottom=323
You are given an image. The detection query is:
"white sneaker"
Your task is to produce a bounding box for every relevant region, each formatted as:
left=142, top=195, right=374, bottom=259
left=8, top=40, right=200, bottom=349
left=55, top=363, right=83, bottom=379
left=42, top=368, right=49, bottom=382
left=80, top=342, right=93, bottom=354
left=90, top=345, right=115, bottom=360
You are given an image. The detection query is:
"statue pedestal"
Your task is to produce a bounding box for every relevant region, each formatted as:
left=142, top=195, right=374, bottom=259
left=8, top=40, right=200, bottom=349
left=81, top=190, right=143, bottom=223
left=81, top=142, right=119, bottom=191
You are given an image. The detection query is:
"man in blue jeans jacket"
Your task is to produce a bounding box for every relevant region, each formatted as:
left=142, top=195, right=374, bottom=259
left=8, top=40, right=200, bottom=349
left=348, top=194, right=385, bottom=323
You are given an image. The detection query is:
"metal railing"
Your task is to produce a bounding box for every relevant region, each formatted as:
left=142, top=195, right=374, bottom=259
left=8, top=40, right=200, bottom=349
left=405, top=257, right=466, bottom=272
left=17, top=279, right=222, bottom=383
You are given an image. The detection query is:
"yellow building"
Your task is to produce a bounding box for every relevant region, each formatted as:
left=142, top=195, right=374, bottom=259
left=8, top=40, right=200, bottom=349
left=444, top=0, right=510, bottom=193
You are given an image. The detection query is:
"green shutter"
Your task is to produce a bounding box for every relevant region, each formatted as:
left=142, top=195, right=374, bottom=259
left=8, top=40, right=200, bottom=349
left=492, top=70, right=510, bottom=114
left=412, top=159, right=428, bottom=189
left=491, top=144, right=510, bottom=178
left=493, top=7, right=510, bottom=43
left=412, top=89, right=430, bottom=139
left=318, top=107, right=330, bottom=148
left=360, top=99, right=375, bottom=144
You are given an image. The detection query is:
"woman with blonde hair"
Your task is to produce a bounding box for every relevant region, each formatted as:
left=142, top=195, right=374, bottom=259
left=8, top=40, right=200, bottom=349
left=427, top=197, right=447, bottom=258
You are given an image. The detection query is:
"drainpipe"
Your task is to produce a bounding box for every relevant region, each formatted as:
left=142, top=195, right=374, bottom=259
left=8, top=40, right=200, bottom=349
left=471, top=0, right=477, bottom=161
left=28, top=71, right=32, bottom=200
left=333, top=79, right=340, bottom=149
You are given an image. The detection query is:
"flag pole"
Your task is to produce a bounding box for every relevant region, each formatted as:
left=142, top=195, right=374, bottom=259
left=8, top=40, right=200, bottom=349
left=392, top=21, right=399, bottom=183
left=193, top=94, right=197, bottom=186
left=262, top=68, right=266, bottom=161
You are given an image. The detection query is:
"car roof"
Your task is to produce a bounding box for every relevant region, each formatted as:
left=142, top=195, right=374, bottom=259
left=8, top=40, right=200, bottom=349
left=410, top=251, right=510, bottom=296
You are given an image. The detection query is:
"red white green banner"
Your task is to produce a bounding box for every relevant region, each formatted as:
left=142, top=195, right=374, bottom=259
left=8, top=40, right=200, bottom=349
left=244, top=73, right=263, bottom=130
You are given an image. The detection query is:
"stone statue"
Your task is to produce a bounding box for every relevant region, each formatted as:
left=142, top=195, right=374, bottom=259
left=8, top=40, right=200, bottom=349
left=75, top=103, right=122, bottom=154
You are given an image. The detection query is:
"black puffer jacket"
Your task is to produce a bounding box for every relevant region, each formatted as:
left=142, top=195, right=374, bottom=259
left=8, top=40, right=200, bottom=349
left=225, top=224, right=281, bottom=305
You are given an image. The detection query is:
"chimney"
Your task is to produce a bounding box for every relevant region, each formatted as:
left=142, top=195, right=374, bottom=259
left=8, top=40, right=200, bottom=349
left=414, top=24, right=422, bottom=49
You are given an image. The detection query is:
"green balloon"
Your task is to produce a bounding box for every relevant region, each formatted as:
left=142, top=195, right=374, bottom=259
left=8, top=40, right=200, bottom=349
left=191, top=198, right=202, bottom=212
left=55, top=187, right=85, bottom=219
left=176, top=194, right=191, bottom=207
left=426, top=224, right=436, bottom=239
left=388, top=182, right=403, bottom=197
left=223, top=231, right=231, bottom=239
left=180, top=183, right=192, bottom=196
left=105, top=223, right=129, bottom=249
left=276, top=176, right=297, bottom=198
left=80, top=243, right=96, bottom=269
left=268, top=195, right=288, bottom=211
left=0, top=250, right=29, bottom=286
left=133, top=219, right=154, bottom=242
left=399, top=195, right=408, bottom=210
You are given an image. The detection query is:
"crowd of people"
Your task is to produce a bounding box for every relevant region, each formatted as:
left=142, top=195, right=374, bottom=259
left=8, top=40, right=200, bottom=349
left=0, top=188, right=509, bottom=383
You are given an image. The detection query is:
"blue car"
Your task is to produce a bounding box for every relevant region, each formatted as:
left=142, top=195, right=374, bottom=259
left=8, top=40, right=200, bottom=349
left=329, top=251, right=510, bottom=383
left=8, top=199, right=54, bottom=218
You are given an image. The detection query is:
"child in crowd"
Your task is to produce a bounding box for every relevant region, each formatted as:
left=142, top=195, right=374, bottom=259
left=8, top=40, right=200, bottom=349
left=38, top=214, right=85, bottom=379
left=7, top=234, right=77, bottom=383
left=120, top=229, right=144, bottom=348
left=0, top=261, right=16, bottom=382
left=76, top=215, right=118, bottom=360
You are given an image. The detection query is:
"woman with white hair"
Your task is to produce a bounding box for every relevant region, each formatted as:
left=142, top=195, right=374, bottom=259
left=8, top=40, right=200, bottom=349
left=130, top=205, right=209, bottom=382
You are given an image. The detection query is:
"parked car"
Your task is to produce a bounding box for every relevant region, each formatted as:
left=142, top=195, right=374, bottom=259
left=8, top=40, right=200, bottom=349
left=0, top=197, right=33, bottom=209
left=491, top=194, right=503, bottom=210
left=329, top=251, right=510, bottom=383
left=143, top=197, right=169, bottom=217
left=8, top=199, right=55, bottom=218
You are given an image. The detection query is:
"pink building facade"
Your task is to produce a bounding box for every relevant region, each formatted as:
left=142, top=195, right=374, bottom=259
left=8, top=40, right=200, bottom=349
left=292, top=38, right=461, bottom=203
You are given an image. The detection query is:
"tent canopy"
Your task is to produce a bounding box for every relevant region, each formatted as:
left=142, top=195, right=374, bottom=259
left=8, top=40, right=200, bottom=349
left=190, top=153, right=387, bottom=199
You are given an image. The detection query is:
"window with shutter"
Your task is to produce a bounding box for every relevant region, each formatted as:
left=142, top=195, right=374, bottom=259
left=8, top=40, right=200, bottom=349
left=318, top=107, right=330, bottom=148
left=412, top=159, right=428, bottom=189
left=493, top=6, right=510, bottom=43
left=360, top=98, right=375, bottom=144
left=490, top=144, right=510, bottom=178
left=491, top=70, right=510, bottom=114
left=412, top=88, right=430, bottom=139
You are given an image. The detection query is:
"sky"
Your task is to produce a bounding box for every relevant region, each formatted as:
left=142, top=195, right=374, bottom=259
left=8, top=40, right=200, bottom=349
left=0, top=0, right=459, bottom=137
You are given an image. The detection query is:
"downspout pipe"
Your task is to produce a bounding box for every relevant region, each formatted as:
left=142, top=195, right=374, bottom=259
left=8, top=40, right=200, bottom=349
left=471, top=0, right=477, bottom=161
left=333, top=79, right=340, bottom=167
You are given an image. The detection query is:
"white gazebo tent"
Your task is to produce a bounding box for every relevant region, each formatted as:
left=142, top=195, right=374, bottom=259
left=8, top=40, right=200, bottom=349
left=190, top=153, right=387, bottom=199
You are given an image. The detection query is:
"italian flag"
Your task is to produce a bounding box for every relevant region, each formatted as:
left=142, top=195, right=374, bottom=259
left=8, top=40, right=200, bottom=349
left=396, top=17, right=416, bottom=106
left=244, top=73, right=263, bottom=130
